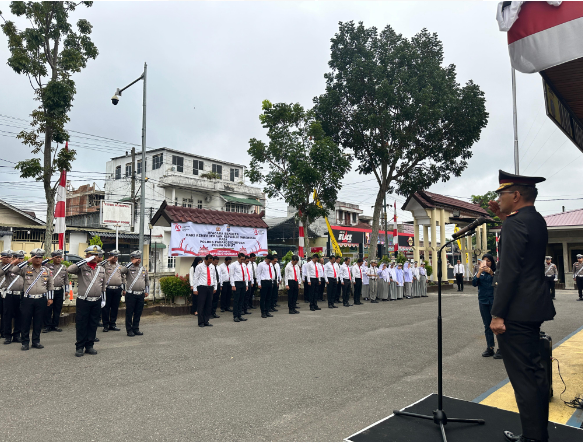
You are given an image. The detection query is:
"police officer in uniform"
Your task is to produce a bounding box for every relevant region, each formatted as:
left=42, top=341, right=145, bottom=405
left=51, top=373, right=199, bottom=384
left=125, top=250, right=149, bottom=336
left=68, top=245, right=107, bottom=357
left=0, top=249, right=11, bottom=339
left=573, top=254, right=583, bottom=301
left=1, top=250, right=24, bottom=344
left=8, top=249, right=54, bottom=350
left=100, top=249, right=128, bottom=332
left=488, top=170, right=555, bottom=442
left=543, top=256, right=558, bottom=301
left=43, top=249, right=68, bottom=333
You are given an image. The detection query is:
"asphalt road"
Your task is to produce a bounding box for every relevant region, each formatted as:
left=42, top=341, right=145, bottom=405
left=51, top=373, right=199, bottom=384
left=1, top=286, right=581, bottom=441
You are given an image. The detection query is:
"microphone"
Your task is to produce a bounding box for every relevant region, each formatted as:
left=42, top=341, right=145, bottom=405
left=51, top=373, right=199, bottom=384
left=452, top=216, right=488, bottom=239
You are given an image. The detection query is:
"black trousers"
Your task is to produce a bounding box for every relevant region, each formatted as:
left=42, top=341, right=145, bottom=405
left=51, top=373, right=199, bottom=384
left=270, top=280, right=279, bottom=308
left=455, top=274, right=464, bottom=290
left=576, top=276, right=583, bottom=299
left=125, top=292, right=145, bottom=332
left=232, top=281, right=246, bottom=319
left=545, top=276, right=556, bottom=299
left=319, top=279, right=325, bottom=300
left=354, top=278, right=362, bottom=303
left=246, top=283, right=256, bottom=308
left=3, top=293, right=21, bottom=338
left=287, top=280, right=298, bottom=310
left=0, top=296, right=3, bottom=337
left=335, top=279, right=342, bottom=303
left=197, top=286, right=213, bottom=325
left=309, top=278, right=320, bottom=308
left=102, top=287, right=122, bottom=328
left=45, top=289, right=64, bottom=328
left=260, top=280, right=272, bottom=313
left=497, top=320, right=549, bottom=441
left=211, top=286, right=221, bottom=314
left=327, top=280, right=337, bottom=306
left=75, top=298, right=100, bottom=350
left=220, top=283, right=232, bottom=311
left=303, top=280, right=309, bottom=301
left=21, top=296, right=46, bottom=345
left=342, top=279, right=351, bottom=304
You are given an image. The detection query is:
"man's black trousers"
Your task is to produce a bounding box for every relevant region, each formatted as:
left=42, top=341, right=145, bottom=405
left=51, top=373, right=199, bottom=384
left=232, top=281, right=246, bottom=319
left=102, top=287, right=122, bottom=328
left=576, top=276, right=583, bottom=299
left=20, top=296, right=45, bottom=346
left=455, top=273, right=464, bottom=290
left=245, top=283, right=255, bottom=309
left=45, top=288, right=64, bottom=329
left=125, top=292, right=145, bottom=333
left=545, top=276, right=556, bottom=299
left=335, top=279, right=342, bottom=303
left=497, top=320, right=549, bottom=442
left=75, top=297, right=100, bottom=350
left=303, top=279, right=309, bottom=301
left=287, top=280, right=298, bottom=310
left=220, top=282, right=232, bottom=311
left=211, top=285, right=221, bottom=314
left=342, top=279, right=351, bottom=304
left=260, top=280, right=272, bottom=313
left=318, top=278, right=325, bottom=301
left=196, top=286, right=213, bottom=325
left=3, top=293, right=21, bottom=339
left=309, top=278, right=319, bottom=308
left=354, top=278, right=362, bottom=304
left=327, top=280, right=336, bottom=306
left=270, top=280, right=278, bottom=308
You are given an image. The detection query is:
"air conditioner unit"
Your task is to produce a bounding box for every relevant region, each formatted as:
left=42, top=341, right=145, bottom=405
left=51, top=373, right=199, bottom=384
left=204, top=195, right=212, bottom=203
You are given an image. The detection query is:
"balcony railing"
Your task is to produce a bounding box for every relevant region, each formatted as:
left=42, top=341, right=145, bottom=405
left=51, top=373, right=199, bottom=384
left=157, top=172, right=263, bottom=198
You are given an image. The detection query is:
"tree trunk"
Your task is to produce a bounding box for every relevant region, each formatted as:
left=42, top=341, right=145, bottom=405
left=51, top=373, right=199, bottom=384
left=367, top=190, right=385, bottom=262
left=42, top=125, right=55, bottom=252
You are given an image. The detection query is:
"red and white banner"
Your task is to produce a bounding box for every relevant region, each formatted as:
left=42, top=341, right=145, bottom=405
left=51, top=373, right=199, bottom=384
left=54, top=141, right=67, bottom=250
left=497, top=1, right=583, bottom=73
left=393, top=201, right=398, bottom=253
left=170, top=222, right=268, bottom=257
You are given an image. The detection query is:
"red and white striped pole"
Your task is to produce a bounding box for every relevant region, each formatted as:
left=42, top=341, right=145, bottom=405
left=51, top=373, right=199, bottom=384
left=54, top=141, right=68, bottom=251
left=298, top=210, right=305, bottom=258
left=393, top=200, right=398, bottom=256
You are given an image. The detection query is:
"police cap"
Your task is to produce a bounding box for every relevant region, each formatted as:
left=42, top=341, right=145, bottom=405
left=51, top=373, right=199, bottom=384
left=1, top=249, right=12, bottom=257
left=545, top=256, right=552, bottom=260
left=130, top=250, right=142, bottom=258
left=577, top=254, right=583, bottom=259
left=496, top=170, right=546, bottom=192
left=30, top=248, right=45, bottom=258
left=51, top=249, right=63, bottom=258
left=108, top=249, right=121, bottom=256
left=84, top=245, right=103, bottom=255
left=13, top=250, right=25, bottom=259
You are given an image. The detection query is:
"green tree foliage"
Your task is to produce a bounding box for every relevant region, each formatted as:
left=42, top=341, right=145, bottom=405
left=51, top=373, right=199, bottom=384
left=159, top=275, right=191, bottom=303
left=314, top=21, right=488, bottom=262
left=247, top=101, right=351, bottom=256
left=1, top=1, right=98, bottom=249
left=471, top=191, right=500, bottom=256
left=89, top=235, right=102, bottom=248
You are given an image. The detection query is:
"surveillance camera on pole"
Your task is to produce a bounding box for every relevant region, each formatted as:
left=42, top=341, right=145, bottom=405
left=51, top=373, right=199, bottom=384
left=111, top=88, right=121, bottom=105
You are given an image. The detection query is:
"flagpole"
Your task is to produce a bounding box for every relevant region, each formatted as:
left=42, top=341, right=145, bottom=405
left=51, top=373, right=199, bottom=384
left=512, top=67, right=519, bottom=174
left=54, top=142, right=68, bottom=252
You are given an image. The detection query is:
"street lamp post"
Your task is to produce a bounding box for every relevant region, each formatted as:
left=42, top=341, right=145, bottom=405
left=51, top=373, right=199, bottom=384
left=112, top=62, right=148, bottom=251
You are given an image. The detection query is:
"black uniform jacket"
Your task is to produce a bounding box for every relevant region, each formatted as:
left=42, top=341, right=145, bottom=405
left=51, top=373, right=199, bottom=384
left=492, top=205, right=556, bottom=323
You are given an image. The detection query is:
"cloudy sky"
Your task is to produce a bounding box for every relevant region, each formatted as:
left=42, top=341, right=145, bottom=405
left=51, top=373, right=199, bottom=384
left=1, top=1, right=581, bottom=237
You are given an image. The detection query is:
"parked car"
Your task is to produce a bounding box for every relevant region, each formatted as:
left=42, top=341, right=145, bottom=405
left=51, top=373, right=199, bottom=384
left=65, top=254, right=83, bottom=264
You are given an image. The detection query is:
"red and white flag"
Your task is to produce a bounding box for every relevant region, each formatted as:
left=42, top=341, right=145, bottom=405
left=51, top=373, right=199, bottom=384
left=54, top=142, right=67, bottom=250
left=393, top=201, right=398, bottom=254
left=497, top=1, right=583, bottom=73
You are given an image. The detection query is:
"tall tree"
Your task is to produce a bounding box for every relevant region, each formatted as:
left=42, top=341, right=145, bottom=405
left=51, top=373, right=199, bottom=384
left=1, top=1, right=98, bottom=250
left=471, top=191, right=500, bottom=256
left=247, top=100, right=351, bottom=255
left=314, top=21, right=488, bottom=261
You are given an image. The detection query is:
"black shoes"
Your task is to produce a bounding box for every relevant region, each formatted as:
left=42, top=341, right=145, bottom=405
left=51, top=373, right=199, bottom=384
left=503, top=431, right=536, bottom=442
left=371, top=300, right=379, bottom=303
left=310, top=307, right=316, bottom=311
left=220, top=309, right=225, bottom=312
left=268, top=308, right=276, bottom=312
left=51, top=327, right=62, bottom=332
left=31, top=343, right=44, bottom=349
left=243, top=311, right=251, bottom=315
left=3, top=338, right=11, bottom=345
left=134, top=331, right=143, bottom=336
left=110, top=326, right=120, bottom=331
left=261, top=313, right=267, bottom=318
left=328, top=305, right=335, bottom=309
left=103, top=327, right=109, bottom=332
left=482, top=347, right=495, bottom=357
left=12, top=336, right=21, bottom=343
left=275, top=304, right=280, bottom=307
left=314, top=306, right=321, bottom=310
left=238, top=316, right=247, bottom=321
left=75, top=348, right=84, bottom=357
left=226, top=308, right=233, bottom=312
left=266, top=312, right=273, bottom=317
left=127, top=331, right=136, bottom=337
left=42, top=327, right=51, bottom=333
left=85, top=347, right=97, bottom=355
left=212, top=313, right=220, bottom=318
left=234, top=317, right=240, bottom=322
left=577, top=298, right=583, bottom=301
left=94, top=337, right=100, bottom=342
left=199, top=324, right=206, bottom=327
left=493, top=349, right=503, bottom=360
left=21, top=343, right=29, bottom=351
left=289, top=310, right=295, bottom=314
left=204, top=322, right=213, bottom=327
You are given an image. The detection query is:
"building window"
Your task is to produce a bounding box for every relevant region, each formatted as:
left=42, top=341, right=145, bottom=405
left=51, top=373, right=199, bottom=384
left=193, top=160, right=203, bottom=175
left=152, top=153, right=163, bottom=170
left=352, top=213, right=357, bottom=224
left=167, top=256, right=176, bottom=269
left=174, top=198, right=178, bottom=206
left=125, top=163, right=132, bottom=177
left=226, top=202, right=249, bottom=213
left=212, top=164, right=222, bottom=178
left=182, top=198, right=188, bottom=208
left=115, top=165, right=121, bottom=179
left=197, top=200, right=203, bottom=209
left=137, top=159, right=146, bottom=174
left=230, top=168, right=240, bottom=182
left=172, top=155, right=183, bottom=172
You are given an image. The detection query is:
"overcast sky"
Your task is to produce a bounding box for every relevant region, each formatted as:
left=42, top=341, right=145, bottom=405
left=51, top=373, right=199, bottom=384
left=1, top=1, right=581, bottom=236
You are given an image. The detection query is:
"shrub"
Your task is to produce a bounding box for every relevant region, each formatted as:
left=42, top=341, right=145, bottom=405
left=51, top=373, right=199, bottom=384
left=424, top=260, right=433, bottom=278
left=159, top=275, right=191, bottom=302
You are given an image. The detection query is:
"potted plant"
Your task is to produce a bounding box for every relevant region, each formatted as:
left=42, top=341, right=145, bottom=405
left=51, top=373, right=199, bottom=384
left=159, top=275, right=191, bottom=305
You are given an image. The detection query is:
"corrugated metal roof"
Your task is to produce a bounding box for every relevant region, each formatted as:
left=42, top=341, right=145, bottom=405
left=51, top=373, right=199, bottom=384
left=544, top=208, right=583, bottom=227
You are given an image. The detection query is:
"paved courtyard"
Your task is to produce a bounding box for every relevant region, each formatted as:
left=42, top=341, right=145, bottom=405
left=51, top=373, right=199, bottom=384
left=1, top=287, right=581, bottom=441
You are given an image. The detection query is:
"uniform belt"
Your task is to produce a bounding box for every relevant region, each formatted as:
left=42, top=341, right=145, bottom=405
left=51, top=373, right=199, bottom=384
left=6, top=290, right=22, bottom=295
left=54, top=286, right=63, bottom=290
left=24, top=293, right=46, bottom=299
left=128, top=291, right=144, bottom=295
left=77, top=295, right=101, bottom=302
left=108, top=286, right=121, bottom=289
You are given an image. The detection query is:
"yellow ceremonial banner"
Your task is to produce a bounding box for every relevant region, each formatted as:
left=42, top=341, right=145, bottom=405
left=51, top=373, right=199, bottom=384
left=453, top=225, right=469, bottom=264
left=313, top=190, right=342, bottom=257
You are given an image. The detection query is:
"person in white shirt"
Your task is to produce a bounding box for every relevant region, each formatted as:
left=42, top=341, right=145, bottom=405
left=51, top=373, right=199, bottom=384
left=377, top=263, right=387, bottom=301
left=419, top=262, right=428, bottom=297
left=229, top=252, right=248, bottom=323
left=210, top=256, right=222, bottom=318
left=306, top=254, right=322, bottom=311
left=325, top=255, right=339, bottom=308
left=368, top=260, right=379, bottom=303
left=270, top=255, right=282, bottom=311
left=242, top=256, right=253, bottom=316
left=351, top=258, right=364, bottom=305
left=334, top=256, right=343, bottom=305
left=340, top=257, right=352, bottom=307
left=389, top=262, right=398, bottom=300
left=317, top=258, right=326, bottom=302
left=257, top=254, right=275, bottom=318
left=189, top=254, right=218, bottom=327
left=285, top=255, right=301, bottom=314
left=247, top=253, right=258, bottom=310
left=454, top=259, right=465, bottom=291
left=361, top=260, right=370, bottom=301
left=219, top=257, right=232, bottom=313
left=301, top=259, right=309, bottom=303
left=412, top=261, right=420, bottom=298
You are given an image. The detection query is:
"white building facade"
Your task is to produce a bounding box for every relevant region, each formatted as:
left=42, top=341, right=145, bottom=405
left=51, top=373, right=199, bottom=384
left=104, top=147, right=265, bottom=270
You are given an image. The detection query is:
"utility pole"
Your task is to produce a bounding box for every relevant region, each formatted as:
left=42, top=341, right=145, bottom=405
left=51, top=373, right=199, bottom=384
left=383, top=195, right=389, bottom=258
left=131, top=147, right=136, bottom=232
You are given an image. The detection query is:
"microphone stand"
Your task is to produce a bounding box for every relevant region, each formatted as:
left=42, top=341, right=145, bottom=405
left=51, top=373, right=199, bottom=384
left=393, top=230, right=485, bottom=442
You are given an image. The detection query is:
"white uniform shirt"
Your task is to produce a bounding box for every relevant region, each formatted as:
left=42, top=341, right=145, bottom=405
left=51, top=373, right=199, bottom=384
left=229, top=260, right=248, bottom=287
left=324, top=262, right=338, bottom=282
left=273, top=262, right=282, bottom=283
left=256, top=261, right=274, bottom=283
left=389, top=267, right=397, bottom=282
left=190, top=263, right=218, bottom=292
left=306, top=261, right=321, bottom=279
left=301, top=262, right=309, bottom=282
left=454, top=264, right=465, bottom=275
left=351, top=264, right=363, bottom=283
left=340, top=263, right=352, bottom=281
left=218, top=263, right=230, bottom=285
left=284, top=262, right=300, bottom=282
left=368, top=266, right=378, bottom=280
left=362, top=265, right=370, bottom=284
left=317, top=263, right=326, bottom=281
left=419, top=267, right=427, bottom=276
left=412, top=266, right=420, bottom=279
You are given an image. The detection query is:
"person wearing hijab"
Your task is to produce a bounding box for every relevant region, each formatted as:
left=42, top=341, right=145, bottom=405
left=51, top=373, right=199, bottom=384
left=377, top=263, right=387, bottom=301
left=412, top=262, right=420, bottom=297
left=395, top=263, right=404, bottom=299
left=389, top=262, right=397, bottom=300
left=403, top=262, right=412, bottom=299
left=189, top=257, right=203, bottom=316
left=419, top=262, right=428, bottom=297
left=473, top=253, right=502, bottom=359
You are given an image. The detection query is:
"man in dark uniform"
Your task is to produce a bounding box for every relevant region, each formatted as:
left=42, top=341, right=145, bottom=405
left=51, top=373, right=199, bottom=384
left=100, top=249, right=127, bottom=332
left=488, top=170, right=556, bottom=442
left=573, top=254, right=583, bottom=301
left=43, top=249, right=68, bottom=333
left=543, top=256, right=558, bottom=301
left=124, top=250, right=149, bottom=336
left=1, top=250, right=24, bottom=344
left=210, top=256, right=221, bottom=319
